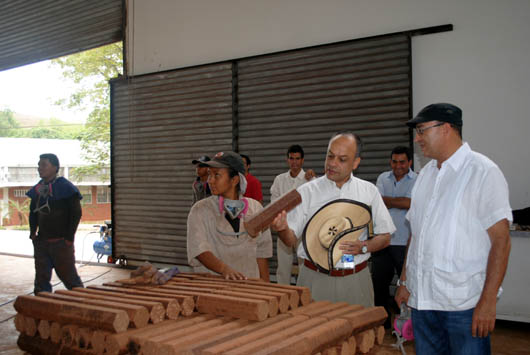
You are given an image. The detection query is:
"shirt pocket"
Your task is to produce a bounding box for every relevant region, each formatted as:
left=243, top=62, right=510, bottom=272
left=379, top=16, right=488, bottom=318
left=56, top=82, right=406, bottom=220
left=432, top=267, right=473, bottom=304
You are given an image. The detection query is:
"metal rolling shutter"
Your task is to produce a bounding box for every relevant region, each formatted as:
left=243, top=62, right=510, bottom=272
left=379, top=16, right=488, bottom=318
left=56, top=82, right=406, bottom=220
left=0, top=0, right=123, bottom=71
left=111, top=63, right=234, bottom=264
left=237, top=34, right=411, bottom=206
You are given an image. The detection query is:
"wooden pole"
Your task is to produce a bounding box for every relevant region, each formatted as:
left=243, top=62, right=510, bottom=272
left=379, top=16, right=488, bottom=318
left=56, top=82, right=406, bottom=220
left=88, top=284, right=195, bottom=316
left=196, top=294, right=269, bottom=321
left=39, top=291, right=150, bottom=328
left=14, top=295, right=130, bottom=333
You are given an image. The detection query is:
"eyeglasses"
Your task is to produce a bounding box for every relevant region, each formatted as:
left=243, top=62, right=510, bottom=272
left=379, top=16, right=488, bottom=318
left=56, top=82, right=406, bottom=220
left=415, top=122, right=445, bottom=136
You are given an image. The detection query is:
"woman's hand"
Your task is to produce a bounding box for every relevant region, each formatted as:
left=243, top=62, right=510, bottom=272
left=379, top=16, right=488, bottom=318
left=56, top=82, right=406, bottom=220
left=220, top=264, right=247, bottom=280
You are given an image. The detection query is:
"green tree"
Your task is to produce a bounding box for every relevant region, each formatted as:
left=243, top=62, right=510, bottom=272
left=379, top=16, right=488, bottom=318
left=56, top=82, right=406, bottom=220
left=8, top=199, right=30, bottom=226
left=23, top=118, right=83, bottom=139
left=51, top=42, right=123, bottom=181
left=0, top=108, right=20, bottom=137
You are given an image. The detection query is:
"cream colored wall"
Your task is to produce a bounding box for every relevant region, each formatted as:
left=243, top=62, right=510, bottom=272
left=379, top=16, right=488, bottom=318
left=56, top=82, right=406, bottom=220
left=126, top=0, right=530, bottom=209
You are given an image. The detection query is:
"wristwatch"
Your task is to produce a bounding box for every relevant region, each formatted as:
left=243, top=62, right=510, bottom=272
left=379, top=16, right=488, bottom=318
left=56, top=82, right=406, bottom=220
left=397, top=279, right=407, bottom=287
left=361, top=243, right=368, bottom=254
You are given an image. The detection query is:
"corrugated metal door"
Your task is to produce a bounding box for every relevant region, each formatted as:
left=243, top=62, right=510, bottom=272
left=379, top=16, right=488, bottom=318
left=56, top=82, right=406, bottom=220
left=111, top=34, right=411, bottom=266
left=111, top=63, right=234, bottom=264
left=238, top=34, right=411, bottom=206
left=0, top=0, right=123, bottom=71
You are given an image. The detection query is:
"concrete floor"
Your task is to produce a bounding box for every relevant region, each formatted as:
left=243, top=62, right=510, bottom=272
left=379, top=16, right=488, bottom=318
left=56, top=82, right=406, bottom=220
left=1, top=238, right=529, bottom=354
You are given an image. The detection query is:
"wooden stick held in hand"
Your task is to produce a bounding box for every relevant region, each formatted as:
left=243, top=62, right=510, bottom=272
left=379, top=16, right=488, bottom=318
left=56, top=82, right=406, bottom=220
left=244, top=189, right=302, bottom=237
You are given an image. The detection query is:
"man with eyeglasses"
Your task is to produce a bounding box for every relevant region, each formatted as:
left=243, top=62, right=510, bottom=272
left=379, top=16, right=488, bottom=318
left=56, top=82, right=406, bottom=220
left=26, top=153, right=84, bottom=294
left=395, top=103, right=512, bottom=354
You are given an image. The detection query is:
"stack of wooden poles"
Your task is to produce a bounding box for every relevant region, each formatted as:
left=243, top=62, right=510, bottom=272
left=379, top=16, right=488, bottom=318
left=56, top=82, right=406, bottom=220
left=14, top=272, right=387, bottom=354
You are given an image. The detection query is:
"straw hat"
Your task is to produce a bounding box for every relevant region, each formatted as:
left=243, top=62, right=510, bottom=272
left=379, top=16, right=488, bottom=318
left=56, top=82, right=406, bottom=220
left=302, top=199, right=373, bottom=272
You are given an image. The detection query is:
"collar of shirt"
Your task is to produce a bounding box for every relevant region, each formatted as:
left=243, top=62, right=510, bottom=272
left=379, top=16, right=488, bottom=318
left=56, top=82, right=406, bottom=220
left=435, top=142, right=471, bottom=172
left=388, top=169, right=416, bottom=183
left=289, top=169, right=305, bottom=180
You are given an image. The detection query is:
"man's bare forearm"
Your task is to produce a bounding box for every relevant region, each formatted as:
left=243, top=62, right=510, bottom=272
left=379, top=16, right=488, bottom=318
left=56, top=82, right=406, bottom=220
left=382, top=196, right=411, bottom=209
left=480, top=219, right=511, bottom=303
left=257, top=258, right=270, bottom=282
left=277, top=228, right=297, bottom=248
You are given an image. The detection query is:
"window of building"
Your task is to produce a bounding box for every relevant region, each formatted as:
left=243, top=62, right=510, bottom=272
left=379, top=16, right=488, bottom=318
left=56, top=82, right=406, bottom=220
left=14, top=189, right=27, bottom=198
left=97, top=186, right=111, bottom=204
left=79, top=186, right=92, bottom=204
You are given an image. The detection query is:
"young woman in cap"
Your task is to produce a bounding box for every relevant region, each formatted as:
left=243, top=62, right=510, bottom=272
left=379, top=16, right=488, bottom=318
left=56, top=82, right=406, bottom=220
left=186, top=151, right=273, bottom=281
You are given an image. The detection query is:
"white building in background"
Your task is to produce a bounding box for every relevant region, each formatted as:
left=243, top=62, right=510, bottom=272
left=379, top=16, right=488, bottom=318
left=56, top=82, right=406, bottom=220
left=0, top=137, right=110, bottom=226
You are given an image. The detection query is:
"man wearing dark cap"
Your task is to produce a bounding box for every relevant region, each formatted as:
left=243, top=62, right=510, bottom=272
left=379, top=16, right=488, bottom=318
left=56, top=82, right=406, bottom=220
left=395, top=103, right=512, bottom=354
left=191, top=155, right=211, bottom=205
left=26, top=153, right=84, bottom=293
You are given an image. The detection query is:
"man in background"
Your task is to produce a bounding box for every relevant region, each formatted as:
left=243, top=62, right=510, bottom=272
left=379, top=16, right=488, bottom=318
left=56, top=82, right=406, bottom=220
left=270, top=144, right=316, bottom=284
left=26, top=153, right=84, bottom=294
left=241, top=153, right=263, bottom=204
left=372, top=145, right=417, bottom=327
left=191, top=155, right=211, bottom=205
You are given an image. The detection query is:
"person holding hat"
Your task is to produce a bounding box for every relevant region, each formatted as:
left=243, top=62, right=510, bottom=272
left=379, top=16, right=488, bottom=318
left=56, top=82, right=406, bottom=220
left=186, top=151, right=273, bottom=281
left=191, top=155, right=212, bottom=205
left=271, top=132, right=396, bottom=307
left=395, top=103, right=512, bottom=354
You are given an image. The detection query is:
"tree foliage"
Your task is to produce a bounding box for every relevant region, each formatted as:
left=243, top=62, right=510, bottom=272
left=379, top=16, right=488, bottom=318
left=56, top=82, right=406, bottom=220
left=0, top=108, right=82, bottom=139
left=8, top=199, right=30, bottom=226
left=0, top=108, right=20, bottom=137
left=51, top=42, right=123, bottom=181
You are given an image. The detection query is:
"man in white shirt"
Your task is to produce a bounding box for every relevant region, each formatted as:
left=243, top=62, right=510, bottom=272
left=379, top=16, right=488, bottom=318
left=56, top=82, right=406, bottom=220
left=395, top=103, right=512, bottom=354
left=271, top=132, right=395, bottom=306
left=270, top=144, right=315, bottom=284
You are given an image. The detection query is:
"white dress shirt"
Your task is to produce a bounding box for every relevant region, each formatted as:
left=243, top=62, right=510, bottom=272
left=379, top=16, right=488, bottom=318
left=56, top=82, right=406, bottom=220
left=287, top=174, right=396, bottom=265
left=406, top=143, right=512, bottom=311
left=270, top=169, right=308, bottom=202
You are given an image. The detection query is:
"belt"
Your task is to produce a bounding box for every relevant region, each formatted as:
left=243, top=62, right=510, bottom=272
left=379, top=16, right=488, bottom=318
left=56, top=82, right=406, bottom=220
left=304, top=258, right=368, bottom=277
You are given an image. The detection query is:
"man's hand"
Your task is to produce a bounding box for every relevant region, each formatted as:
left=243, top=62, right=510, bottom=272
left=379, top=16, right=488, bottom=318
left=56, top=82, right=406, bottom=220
left=220, top=264, right=247, bottom=280
left=472, top=296, right=497, bottom=337
left=271, top=210, right=289, bottom=232
left=338, top=240, right=364, bottom=255
left=395, top=284, right=410, bottom=307
left=305, top=169, right=316, bottom=181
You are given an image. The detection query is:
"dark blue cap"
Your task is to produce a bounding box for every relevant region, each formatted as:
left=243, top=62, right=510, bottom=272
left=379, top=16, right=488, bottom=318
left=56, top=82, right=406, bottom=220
left=407, top=103, right=462, bottom=127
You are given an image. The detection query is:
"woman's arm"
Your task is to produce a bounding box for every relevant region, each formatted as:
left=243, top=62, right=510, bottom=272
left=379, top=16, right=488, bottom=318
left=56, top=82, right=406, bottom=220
left=196, top=251, right=247, bottom=280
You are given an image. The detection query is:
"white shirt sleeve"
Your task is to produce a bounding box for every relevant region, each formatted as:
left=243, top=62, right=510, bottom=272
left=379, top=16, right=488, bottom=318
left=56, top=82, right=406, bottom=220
left=270, top=176, right=281, bottom=203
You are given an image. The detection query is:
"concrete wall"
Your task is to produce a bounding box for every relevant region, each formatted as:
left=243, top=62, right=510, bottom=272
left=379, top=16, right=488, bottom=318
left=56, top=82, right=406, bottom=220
left=126, top=0, right=530, bottom=209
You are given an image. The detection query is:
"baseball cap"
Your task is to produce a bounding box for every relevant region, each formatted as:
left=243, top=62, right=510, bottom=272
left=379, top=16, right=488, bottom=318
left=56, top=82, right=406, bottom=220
left=406, top=103, right=462, bottom=128
left=192, top=155, right=211, bottom=165
left=202, top=151, right=245, bottom=175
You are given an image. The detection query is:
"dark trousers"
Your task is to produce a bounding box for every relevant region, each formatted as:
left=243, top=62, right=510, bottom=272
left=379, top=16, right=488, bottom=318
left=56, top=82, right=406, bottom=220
left=33, top=239, right=84, bottom=294
left=412, top=308, right=491, bottom=355
left=371, top=245, right=406, bottom=326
